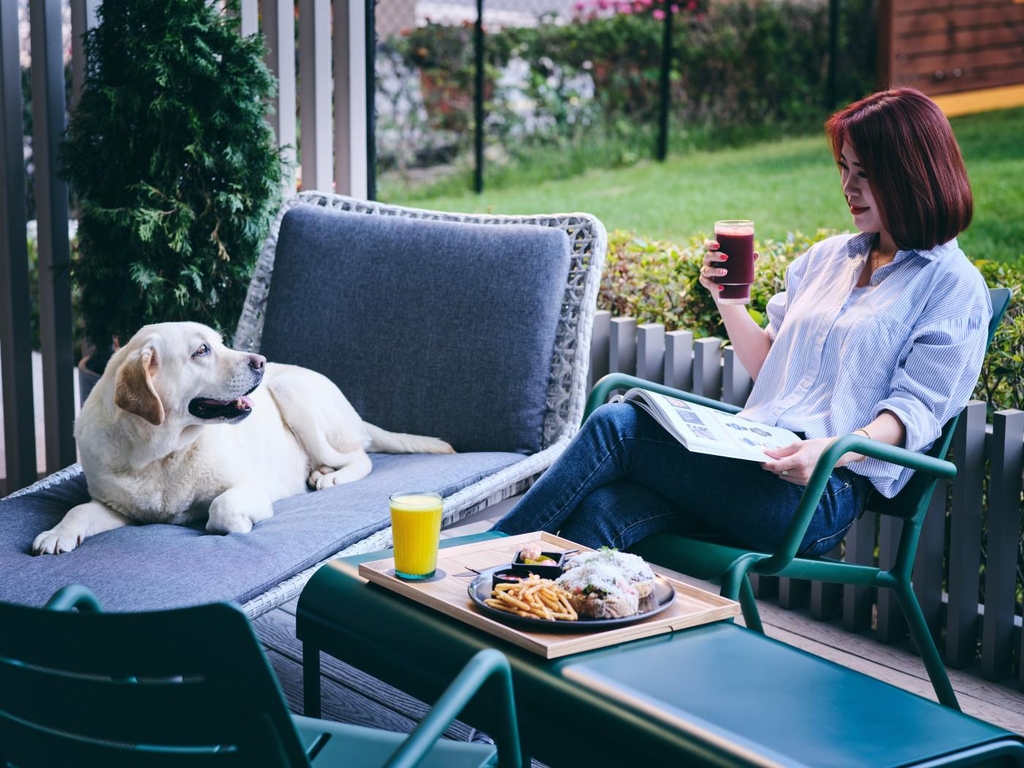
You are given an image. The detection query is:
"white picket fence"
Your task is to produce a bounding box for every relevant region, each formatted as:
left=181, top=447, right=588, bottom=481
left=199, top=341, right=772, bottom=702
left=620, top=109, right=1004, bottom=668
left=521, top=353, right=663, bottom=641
left=588, top=310, right=1024, bottom=689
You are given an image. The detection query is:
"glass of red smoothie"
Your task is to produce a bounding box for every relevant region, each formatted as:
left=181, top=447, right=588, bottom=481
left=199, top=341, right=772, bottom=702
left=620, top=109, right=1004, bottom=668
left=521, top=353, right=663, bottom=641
left=713, top=220, right=755, bottom=305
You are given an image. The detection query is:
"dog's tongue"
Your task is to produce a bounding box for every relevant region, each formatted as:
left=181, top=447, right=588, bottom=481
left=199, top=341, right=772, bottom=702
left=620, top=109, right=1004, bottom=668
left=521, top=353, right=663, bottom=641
left=238, top=396, right=254, bottom=409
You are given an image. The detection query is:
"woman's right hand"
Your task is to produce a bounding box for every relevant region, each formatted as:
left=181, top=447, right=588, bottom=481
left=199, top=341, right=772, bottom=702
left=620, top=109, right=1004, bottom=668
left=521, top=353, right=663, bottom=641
left=699, top=240, right=759, bottom=304
left=698, top=240, right=729, bottom=301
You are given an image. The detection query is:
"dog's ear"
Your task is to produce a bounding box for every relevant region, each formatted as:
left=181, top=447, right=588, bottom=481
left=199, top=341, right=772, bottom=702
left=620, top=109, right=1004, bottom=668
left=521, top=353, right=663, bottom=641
left=114, top=345, right=164, bottom=426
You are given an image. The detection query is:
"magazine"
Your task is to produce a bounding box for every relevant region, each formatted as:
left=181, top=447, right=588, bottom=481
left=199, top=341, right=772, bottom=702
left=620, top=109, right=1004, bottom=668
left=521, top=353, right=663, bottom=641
left=614, top=388, right=802, bottom=463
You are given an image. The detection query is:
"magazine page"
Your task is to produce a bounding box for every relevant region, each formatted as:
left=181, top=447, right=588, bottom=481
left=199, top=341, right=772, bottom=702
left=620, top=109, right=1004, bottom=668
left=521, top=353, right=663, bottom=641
left=622, top=388, right=801, bottom=462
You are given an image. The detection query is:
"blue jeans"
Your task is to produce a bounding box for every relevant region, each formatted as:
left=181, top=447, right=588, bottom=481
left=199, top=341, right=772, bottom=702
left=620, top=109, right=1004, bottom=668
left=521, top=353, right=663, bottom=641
left=493, top=403, right=872, bottom=557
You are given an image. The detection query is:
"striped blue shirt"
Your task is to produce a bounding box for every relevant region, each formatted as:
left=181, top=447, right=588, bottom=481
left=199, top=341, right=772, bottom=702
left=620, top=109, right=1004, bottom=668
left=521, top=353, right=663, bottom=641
left=741, top=232, right=991, bottom=497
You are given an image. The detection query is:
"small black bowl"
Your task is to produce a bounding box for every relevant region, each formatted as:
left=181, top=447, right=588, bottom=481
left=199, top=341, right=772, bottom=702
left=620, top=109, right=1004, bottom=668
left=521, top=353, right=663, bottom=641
left=491, top=569, right=527, bottom=591
left=508, top=550, right=567, bottom=580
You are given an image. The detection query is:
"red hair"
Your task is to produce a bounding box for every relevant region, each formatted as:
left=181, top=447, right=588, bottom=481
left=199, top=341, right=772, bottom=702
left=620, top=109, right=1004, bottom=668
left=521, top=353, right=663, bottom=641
left=825, top=88, right=973, bottom=251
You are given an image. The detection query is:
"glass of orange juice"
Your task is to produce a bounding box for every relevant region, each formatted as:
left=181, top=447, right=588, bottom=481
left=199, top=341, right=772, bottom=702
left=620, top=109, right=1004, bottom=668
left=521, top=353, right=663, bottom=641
left=389, top=491, right=443, bottom=580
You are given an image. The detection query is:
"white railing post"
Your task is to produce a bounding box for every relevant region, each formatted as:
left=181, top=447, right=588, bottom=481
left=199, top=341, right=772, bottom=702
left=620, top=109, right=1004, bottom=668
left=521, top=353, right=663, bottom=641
left=0, top=0, right=37, bottom=492
left=983, top=409, right=1024, bottom=681
left=722, top=345, right=752, bottom=406
left=589, top=310, right=611, bottom=390
left=298, top=0, right=334, bottom=191
left=333, top=0, right=369, bottom=198
left=262, top=0, right=298, bottom=192
left=636, top=323, right=665, bottom=383
left=30, top=0, right=77, bottom=473
left=237, top=0, right=258, bottom=37
left=664, top=329, right=693, bottom=392
left=692, top=337, right=722, bottom=399
left=69, top=0, right=100, bottom=109
left=945, top=401, right=988, bottom=668
left=609, top=317, right=636, bottom=376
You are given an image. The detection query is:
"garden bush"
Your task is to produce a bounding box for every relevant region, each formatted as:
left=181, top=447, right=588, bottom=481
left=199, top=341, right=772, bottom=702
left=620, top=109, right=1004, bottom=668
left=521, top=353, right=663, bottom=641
left=972, top=258, right=1024, bottom=413
left=599, top=229, right=1024, bottom=413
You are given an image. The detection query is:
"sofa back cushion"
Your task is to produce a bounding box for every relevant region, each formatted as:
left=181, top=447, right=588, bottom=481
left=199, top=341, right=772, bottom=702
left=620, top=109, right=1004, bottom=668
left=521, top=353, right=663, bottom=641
left=258, top=204, right=572, bottom=454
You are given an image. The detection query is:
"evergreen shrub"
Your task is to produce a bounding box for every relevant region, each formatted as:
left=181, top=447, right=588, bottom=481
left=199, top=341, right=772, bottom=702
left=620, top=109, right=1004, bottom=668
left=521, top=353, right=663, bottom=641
left=62, top=0, right=283, bottom=368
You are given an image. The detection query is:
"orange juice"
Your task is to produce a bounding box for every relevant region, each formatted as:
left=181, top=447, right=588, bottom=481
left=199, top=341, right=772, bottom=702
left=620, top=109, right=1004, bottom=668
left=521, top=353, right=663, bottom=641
left=389, top=492, right=443, bottom=580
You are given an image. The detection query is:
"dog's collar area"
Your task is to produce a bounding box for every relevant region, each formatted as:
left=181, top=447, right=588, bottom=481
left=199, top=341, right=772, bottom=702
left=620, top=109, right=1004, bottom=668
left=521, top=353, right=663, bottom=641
left=188, top=396, right=254, bottom=421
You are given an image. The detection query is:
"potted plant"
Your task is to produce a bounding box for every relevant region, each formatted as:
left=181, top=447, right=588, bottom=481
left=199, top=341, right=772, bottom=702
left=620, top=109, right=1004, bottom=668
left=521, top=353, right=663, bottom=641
left=62, top=0, right=284, bottom=389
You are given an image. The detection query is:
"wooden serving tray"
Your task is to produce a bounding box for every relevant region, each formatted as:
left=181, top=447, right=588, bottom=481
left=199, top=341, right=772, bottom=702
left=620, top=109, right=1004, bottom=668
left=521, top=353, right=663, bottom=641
left=358, top=532, right=740, bottom=659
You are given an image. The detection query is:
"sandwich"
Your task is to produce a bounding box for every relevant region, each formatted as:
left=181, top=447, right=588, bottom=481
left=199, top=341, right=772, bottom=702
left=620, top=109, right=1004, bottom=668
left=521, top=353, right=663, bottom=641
left=555, top=560, right=640, bottom=619
left=561, top=548, right=657, bottom=598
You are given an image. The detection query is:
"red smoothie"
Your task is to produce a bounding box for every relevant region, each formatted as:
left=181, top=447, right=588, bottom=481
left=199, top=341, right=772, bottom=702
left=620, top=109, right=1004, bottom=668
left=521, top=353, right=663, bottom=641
left=713, top=220, right=755, bottom=305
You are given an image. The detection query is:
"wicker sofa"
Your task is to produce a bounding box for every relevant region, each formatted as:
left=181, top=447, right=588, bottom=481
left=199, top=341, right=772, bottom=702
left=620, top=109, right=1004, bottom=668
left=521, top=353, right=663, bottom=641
left=0, top=192, right=607, bottom=617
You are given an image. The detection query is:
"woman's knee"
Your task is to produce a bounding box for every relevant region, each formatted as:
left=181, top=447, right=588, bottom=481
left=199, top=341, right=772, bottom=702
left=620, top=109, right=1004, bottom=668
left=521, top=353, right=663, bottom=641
left=590, top=402, right=639, bottom=428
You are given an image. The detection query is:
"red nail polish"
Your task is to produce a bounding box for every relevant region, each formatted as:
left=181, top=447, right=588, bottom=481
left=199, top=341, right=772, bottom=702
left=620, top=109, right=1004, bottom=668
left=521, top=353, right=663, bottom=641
left=721, top=255, right=728, bottom=261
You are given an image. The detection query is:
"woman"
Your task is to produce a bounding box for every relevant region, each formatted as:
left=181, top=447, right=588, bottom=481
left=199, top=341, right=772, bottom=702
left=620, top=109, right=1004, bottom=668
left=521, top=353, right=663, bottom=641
left=492, top=88, right=992, bottom=555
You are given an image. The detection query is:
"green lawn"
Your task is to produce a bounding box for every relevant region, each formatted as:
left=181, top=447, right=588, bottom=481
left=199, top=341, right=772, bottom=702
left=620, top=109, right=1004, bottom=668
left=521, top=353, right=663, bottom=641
left=385, top=107, right=1024, bottom=263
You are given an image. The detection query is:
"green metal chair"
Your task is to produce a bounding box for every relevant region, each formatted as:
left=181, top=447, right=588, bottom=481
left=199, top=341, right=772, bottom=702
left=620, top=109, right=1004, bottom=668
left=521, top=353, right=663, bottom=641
left=0, top=585, right=521, bottom=767
left=584, top=287, right=1011, bottom=713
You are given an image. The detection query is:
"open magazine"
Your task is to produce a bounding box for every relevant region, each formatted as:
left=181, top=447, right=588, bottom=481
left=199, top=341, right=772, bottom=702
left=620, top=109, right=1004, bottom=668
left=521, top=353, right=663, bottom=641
left=614, top=388, right=802, bottom=463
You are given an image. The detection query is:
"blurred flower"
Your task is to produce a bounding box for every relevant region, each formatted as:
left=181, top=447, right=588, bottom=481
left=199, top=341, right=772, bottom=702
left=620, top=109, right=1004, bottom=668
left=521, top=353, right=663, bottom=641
left=572, top=0, right=704, bottom=20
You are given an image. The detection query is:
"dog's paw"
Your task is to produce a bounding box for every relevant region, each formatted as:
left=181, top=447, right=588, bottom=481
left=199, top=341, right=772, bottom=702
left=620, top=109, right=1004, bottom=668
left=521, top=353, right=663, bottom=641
left=206, top=513, right=254, bottom=535
left=31, top=530, right=80, bottom=555
left=309, top=466, right=340, bottom=489
left=427, top=437, right=456, bottom=454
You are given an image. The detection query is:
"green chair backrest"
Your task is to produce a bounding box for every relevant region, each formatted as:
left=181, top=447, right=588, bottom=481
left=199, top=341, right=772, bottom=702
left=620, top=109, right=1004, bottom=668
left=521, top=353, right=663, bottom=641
left=869, top=286, right=1011, bottom=521
left=0, top=595, right=311, bottom=767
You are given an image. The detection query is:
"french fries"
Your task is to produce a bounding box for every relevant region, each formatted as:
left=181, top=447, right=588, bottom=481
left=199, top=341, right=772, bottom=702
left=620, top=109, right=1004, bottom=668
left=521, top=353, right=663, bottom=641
left=484, top=574, right=578, bottom=621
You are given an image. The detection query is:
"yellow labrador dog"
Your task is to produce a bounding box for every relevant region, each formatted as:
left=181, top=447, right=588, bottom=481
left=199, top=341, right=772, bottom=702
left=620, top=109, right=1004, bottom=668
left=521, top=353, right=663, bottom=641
left=32, top=321, right=453, bottom=555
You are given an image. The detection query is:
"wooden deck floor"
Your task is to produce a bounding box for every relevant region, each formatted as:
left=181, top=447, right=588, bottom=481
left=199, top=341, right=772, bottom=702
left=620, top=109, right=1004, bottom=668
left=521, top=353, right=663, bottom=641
left=253, top=503, right=1024, bottom=762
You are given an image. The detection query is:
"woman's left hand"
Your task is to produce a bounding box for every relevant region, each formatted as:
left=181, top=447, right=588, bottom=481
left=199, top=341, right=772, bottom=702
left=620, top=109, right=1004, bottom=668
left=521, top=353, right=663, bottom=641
left=761, top=438, right=836, bottom=485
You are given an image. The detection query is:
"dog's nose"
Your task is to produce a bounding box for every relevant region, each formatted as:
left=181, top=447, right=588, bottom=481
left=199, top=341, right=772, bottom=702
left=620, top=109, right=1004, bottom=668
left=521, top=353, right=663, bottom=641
left=249, top=354, right=266, bottom=371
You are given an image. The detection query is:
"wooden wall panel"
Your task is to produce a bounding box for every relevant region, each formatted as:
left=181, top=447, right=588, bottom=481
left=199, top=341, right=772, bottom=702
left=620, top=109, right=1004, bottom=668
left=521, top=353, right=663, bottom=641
left=883, top=0, right=1024, bottom=97
left=893, top=6, right=1022, bottom=35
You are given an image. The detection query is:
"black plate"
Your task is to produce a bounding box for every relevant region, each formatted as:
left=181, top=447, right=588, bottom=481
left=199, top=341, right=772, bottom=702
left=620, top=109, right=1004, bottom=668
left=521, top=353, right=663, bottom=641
left=468, top=566, right=676, bottom=631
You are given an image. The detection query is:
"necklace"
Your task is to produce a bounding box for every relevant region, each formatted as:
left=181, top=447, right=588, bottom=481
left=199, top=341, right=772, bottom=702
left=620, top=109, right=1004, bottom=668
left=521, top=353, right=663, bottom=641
left=871, top=245, right=893, bottom=275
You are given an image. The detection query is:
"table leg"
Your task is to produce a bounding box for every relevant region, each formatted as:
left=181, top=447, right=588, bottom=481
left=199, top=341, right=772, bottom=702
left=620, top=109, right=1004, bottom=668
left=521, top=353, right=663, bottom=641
left=303, top=643, right=322, bottom=718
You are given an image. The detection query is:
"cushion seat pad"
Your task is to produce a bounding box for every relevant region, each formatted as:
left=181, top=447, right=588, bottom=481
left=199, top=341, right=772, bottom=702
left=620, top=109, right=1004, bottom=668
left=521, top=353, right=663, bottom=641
left=0, top=452, right=521, bottom=612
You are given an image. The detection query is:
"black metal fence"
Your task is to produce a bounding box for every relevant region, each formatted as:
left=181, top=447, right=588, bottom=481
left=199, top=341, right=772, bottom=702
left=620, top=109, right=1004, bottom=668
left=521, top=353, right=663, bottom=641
left=371, top=0, right=878, bottom=198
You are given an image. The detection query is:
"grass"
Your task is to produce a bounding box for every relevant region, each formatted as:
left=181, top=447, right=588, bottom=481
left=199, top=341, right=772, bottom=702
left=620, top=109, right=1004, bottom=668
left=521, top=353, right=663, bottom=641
left=382, top=107, right=1024, bottom=263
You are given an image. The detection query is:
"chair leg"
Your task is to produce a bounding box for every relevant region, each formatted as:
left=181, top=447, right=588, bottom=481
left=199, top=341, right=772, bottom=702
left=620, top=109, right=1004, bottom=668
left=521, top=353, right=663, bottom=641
left=894, top=580, right=960, bottom=711
left=303, top=643, right=323, bottom=719
left=739, top=576, right=764, bottom=634
left=720, top=562, right=765, bottom=634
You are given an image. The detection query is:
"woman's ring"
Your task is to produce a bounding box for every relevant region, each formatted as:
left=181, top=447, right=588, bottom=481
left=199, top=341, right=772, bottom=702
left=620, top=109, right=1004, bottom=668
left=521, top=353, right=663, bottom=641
left=781, top=470, right=789, bottom=476
left=700, top=265, right=709, bottom=277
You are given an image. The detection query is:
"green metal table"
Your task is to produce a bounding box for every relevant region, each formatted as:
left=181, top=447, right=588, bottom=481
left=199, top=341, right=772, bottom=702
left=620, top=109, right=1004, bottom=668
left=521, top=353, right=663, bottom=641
left=297, top=533, right=1024, bottom=767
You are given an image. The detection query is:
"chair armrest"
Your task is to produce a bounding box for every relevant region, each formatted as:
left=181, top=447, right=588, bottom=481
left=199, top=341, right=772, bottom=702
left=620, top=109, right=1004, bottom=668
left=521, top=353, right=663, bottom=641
left=383, top=648, right=521, bottom=768
left=584, top=372, right=743, bottom=421
left=753, top=433, right=957, bottom=575
left=44, top=585, right=103, bottom=613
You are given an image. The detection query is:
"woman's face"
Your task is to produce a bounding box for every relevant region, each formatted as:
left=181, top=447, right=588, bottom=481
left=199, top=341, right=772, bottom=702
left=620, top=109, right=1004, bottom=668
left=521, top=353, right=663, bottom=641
left=838, top=142, right=885, bottom=235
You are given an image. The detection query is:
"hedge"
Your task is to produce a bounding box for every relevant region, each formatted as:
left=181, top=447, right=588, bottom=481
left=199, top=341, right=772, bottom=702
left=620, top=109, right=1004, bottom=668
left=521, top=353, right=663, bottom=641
left=599, top=229, right=1024, bottom=413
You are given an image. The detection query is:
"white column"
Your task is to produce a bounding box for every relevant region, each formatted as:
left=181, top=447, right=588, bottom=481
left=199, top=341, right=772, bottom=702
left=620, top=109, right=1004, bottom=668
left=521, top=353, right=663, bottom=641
left=333, top=0, right=368, bottom=198
left=298, top=0, right=334, bottom=191
left=30, top=0, right=76, bottom=471
left=237, top=0, right=258, bottom=37
left=0, top=0, right=37, bottom=490
left=263, top=0, right=298, bottom=191
left=69, top=0, right=100, bottom=109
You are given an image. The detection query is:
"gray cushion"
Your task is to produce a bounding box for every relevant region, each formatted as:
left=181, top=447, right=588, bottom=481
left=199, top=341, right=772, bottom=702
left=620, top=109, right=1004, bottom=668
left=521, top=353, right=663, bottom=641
left=0, top=452, right=522, bottom=612
left=259, top=205, right=572, bottom=454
